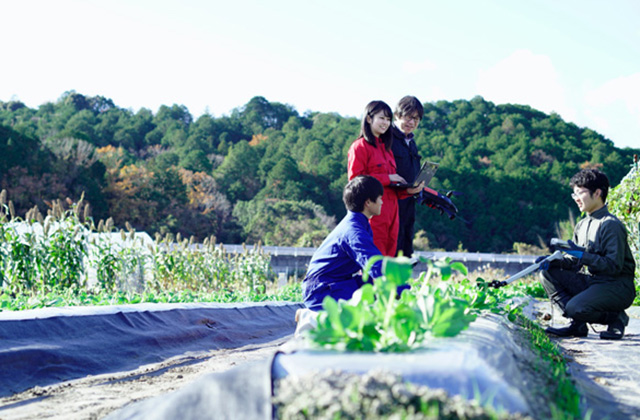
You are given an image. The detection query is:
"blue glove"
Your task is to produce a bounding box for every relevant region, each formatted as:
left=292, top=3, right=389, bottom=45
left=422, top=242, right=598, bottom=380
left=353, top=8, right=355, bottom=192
left=565, top=240, right=585, bottom=259
left=535, top=255, right=550, bottom=271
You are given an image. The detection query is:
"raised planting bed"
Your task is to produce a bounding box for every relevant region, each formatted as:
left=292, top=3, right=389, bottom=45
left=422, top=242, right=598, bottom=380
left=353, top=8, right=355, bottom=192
left=105, top=308, right=564, bottom=419
left=0, top=301, right=302, bottom=397
left=106, top=257, right=583, bottom=420
left=273, top=314, right=532, bottom=416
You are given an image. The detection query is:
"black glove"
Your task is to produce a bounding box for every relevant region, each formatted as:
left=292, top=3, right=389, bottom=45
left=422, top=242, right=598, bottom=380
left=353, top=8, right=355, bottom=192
left=419, top=188, right=458, bottom=220
left=535, top=255, right=550, bottom=271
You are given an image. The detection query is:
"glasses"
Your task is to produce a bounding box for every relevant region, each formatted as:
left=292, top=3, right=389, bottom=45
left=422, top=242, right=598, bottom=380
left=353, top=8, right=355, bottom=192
left=571, top=189, right=590, bottom=200
left=401, top=115, right=421, bottom=123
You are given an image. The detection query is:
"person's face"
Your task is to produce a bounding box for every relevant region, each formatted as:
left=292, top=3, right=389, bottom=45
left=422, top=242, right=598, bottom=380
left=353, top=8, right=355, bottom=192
left=395, top=113, right=421, bottom=135
left=365, top=195, right=383, bottom=217
left=572, top=186, right=602, bottom=214
left=367, top=111, right=391, bottom=138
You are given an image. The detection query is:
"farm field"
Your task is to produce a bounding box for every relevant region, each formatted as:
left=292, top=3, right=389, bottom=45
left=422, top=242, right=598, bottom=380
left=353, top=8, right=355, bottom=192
left=2, top=251, right=640, bottom=419
left=1, top=300, right=639, bottom=419
left=1, top=164, right=638, bottom=419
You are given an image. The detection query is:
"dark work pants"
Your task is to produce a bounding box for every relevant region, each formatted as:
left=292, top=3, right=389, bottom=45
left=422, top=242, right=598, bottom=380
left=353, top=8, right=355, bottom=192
left=539, top=268, right=635, bottom=324
left=396, top=197, right=416, bottom=257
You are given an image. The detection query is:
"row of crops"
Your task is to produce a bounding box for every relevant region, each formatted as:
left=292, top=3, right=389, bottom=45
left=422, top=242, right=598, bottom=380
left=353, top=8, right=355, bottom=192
left=289, top=255, right=582, bottom=419
left=0, top=193, right=300, bottom=311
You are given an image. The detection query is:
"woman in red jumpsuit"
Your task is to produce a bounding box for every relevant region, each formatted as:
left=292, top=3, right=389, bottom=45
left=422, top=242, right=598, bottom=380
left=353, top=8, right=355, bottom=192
left=348, top=101, right=423, bottom=256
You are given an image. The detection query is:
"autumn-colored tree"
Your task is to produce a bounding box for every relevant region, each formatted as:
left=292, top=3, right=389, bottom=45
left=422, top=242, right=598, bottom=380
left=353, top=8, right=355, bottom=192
left=102, top=163, right=158, bottom=229
left=179, top=168, right=235, bottom=240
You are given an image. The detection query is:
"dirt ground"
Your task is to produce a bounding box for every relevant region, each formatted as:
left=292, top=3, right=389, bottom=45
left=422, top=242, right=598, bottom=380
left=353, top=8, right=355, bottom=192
left=535, top=303, right=640, bottom=419
left=0, top=335, right=291, bottom=420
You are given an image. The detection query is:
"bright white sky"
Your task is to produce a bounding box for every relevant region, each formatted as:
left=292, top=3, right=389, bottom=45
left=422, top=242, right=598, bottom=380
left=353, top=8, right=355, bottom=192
left=1, top=0, right=639, bottom=149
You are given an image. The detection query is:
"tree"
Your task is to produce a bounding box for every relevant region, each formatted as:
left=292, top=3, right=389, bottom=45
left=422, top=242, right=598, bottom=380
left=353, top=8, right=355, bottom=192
left=178, top=169, right=235, bottom=241
left=232, top=96, right=299, bottom=134
left=179, top=148, right=212, bottom=173
left=260, top=155, right=306, bottom=201
left=233, top=199, right=335, bottom=246
left=214, top=140, right=262, bottom=202
left=0, top=125, right=43, bottom=176
left=62, top=109, right=96, bottom=141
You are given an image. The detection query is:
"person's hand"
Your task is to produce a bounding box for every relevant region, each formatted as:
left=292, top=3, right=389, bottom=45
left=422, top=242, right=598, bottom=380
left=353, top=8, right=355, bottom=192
left=564, top=240, right=585, bottom=259
left=407, top=181, right=425, bottom=195
left=389, top=174, right=406, bottom=184
left=535, top=255, right=550, bottom=271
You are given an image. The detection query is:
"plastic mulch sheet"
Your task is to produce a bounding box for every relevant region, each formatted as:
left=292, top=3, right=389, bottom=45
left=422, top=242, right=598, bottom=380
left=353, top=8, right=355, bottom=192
left=273, top=314, right=531, bottom=414
left=0, top=301, right=303, bottom=397
left=107, top=312, right=539, bottom=419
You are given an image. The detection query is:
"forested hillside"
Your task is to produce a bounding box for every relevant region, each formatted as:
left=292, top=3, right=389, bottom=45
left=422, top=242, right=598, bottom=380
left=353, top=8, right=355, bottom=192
left=1, top=92, right=637, bottom=252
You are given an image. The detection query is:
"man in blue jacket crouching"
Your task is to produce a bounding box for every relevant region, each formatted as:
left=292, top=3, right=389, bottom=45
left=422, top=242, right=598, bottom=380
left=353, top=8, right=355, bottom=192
left=302, top=175, right=385, bottom=311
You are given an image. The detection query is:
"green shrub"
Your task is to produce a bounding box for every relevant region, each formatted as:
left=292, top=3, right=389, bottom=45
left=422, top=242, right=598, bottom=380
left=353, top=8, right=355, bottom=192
left=608, top=157, right=640, bottom=303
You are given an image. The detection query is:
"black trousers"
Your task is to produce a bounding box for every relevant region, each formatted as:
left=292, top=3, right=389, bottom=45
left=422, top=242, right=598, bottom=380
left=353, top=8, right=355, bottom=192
left=539, top=268, right=635, bottom=324
left=396, top=197, right=416, bottom=257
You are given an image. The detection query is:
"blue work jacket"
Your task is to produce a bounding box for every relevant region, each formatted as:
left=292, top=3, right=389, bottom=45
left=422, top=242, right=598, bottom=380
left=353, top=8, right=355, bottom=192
left=302, top=211, right=383, bottom=310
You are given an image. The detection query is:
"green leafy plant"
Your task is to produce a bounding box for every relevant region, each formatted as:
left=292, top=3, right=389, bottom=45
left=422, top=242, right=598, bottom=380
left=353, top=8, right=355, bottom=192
left=511, top=307, right=583, bottom=420
left=308, top=256, right=481, bottom=352
left=304, top=257, right=584, bottom=419
left=608, top=157, right=640, bottom=303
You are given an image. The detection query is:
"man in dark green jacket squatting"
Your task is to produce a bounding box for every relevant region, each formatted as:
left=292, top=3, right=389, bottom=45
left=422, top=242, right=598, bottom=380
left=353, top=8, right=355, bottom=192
left=538, top=168, right=636, bottom=340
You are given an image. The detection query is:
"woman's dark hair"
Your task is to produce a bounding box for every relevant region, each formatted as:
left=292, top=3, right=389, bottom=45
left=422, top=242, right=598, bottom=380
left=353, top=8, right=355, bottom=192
left=360, top=100, right=393, bottom=149
left=343, top=175, right=384, bottom=213
left=394, top=95, right=424, bottom=120
left=570, top=168, right=610, bottom=202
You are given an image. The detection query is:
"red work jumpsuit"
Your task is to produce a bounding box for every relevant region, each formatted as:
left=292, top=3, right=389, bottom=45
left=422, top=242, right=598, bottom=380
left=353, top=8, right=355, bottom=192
left=348, top=136, right=410, bottom=257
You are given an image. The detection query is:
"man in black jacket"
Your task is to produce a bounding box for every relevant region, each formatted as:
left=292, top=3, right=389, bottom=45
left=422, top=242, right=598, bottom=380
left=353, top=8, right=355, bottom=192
left=391, top=96, right=424, bottom=257
left=539, top=168, right=636, bottom=340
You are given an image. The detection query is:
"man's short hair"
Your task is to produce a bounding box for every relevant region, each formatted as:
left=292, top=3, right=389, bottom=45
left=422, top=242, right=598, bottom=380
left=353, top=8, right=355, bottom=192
left=394, top=96, right=424, bottom=120
left=343, top=175, right=384, bottom=213
left=570, top=168, right=610, bottom=202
